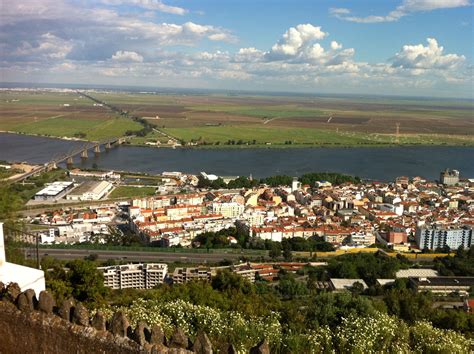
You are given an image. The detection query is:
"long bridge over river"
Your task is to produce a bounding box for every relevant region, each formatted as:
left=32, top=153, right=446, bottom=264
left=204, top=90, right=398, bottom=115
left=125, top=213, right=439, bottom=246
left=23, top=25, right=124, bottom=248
left=8, top=135, right=131, bottom=184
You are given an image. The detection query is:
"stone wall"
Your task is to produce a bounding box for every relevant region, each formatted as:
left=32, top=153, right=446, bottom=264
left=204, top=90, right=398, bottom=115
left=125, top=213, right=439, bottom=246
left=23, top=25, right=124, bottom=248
left=0, top=282, right=270, bottom=354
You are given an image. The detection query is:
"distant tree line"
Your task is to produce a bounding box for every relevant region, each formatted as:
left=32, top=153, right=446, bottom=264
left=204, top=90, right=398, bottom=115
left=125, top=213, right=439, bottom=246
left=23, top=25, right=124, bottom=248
left=197, top=172, right=360, bottom=189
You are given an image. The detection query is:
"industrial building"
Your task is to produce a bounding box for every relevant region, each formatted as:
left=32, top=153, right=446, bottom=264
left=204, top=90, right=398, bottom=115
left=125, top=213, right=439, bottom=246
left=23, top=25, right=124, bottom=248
left=66, top=180, right=113, bottom=201
left=415, top=226, right=473, bottom=250
left=410, top=277, right=474, bottom=296
left=34, top=181, right=74, bottom=201
left=99, top=263, right=168, bottom=289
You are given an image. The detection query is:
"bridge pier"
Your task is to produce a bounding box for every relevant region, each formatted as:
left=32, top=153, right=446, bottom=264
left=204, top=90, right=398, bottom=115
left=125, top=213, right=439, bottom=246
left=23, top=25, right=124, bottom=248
left=81, top=149, right=88, bottom=159
left=105, top=142, right=112, bottom=150
left=66, top=157, right=74, bottom=165
left=94, top=145, right=101, bottom=154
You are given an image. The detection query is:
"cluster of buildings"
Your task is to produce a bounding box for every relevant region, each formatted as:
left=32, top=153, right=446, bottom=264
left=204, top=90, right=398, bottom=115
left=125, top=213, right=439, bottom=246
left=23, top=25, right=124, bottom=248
left=128, top=170, right=474, bottom=251
left=26, top=206, right=119, bottom=244
left=98, top=261, right=322, bottom=289
left=33, top=180, right=114, bottom=202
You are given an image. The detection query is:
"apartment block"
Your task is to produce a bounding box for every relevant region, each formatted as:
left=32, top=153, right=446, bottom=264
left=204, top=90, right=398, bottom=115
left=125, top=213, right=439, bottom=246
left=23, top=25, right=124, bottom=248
left=99, top=263, right=168, bottom=289
left=415, top=226, right=473, bottom=250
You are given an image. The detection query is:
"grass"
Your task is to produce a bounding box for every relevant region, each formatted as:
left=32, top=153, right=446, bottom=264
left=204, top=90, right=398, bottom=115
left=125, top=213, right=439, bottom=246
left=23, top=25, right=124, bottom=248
left=108, top=186, right=156, bottom=198
left=10, top=116, right=142, bottom=141
left=0, top=167, right=22, bottom=180
left=129, top=131, right=172, bottom=145
left=163, top=126, right=387, bottom=146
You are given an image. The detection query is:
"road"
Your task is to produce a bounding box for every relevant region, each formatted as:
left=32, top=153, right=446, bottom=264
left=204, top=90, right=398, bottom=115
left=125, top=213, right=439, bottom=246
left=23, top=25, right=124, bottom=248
left=28, top=248, right=259, bottom=263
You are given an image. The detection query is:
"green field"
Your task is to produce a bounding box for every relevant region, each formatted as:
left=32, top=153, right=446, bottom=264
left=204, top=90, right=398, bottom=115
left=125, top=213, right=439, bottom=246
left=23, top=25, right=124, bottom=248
left=2, top=90, right=473, bottom=147
left=163, top=126, right=473, bottom=146
left=108, top=186, right=156, bottom=198
left=0, top=91, right=142, bottom=141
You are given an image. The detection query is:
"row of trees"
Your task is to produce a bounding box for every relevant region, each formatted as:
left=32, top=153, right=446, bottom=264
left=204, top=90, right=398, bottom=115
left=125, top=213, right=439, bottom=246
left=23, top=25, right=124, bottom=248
left=197, top=172, right=360, bottom=190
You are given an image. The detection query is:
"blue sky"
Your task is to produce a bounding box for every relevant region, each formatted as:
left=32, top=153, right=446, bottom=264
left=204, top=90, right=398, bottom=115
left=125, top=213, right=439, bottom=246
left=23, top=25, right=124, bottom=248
left=1, top=0, right=473, bottom=97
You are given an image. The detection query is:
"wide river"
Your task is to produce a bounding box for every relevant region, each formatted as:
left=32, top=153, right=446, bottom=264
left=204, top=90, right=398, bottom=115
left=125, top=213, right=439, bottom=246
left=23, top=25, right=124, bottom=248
left=1, top=133, right=473, bottom=181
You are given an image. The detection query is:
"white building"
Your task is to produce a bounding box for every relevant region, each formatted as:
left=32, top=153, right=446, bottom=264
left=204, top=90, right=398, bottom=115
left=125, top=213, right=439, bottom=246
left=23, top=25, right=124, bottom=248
left=329, top=278, right=368, bottom=292
left=212, top=202, right=244, bottom=218
left=99, top=263, right=168, bottom=290
left=66, top=181, right=114, bottom=201
left=0, top=223, right=46, bottom=296
left=34, top=181, right=74, bottom=201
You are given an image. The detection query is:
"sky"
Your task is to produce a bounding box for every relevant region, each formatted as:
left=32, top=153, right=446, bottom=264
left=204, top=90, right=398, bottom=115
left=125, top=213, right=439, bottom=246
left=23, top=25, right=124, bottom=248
left=1, top=0, right=473, bottom=98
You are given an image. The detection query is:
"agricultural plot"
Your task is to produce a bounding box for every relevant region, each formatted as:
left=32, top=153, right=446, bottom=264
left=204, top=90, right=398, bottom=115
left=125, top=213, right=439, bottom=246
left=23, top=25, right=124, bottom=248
left=1, top=90, right=473, bottom=146
left=0, top=91, right=142, bottom=141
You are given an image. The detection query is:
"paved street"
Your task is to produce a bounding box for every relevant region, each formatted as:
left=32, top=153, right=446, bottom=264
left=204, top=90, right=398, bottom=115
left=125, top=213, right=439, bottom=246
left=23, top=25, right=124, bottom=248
left=28, top=248, right=263, bottom=263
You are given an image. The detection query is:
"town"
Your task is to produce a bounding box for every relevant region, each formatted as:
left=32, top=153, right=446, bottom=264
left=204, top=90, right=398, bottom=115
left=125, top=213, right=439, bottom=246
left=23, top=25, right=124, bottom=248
left=18, top=167, right=472, bottom=253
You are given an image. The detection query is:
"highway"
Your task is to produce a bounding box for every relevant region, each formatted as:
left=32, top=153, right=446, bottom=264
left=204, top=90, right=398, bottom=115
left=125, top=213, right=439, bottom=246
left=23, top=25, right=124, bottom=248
left=28, top=248, right=261, bottom=263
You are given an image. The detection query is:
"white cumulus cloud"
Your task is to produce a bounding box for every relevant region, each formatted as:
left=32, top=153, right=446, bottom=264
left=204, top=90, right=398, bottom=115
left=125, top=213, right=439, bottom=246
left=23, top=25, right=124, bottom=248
left=391, top=38, right=465, bottom=70
left=266, top=24, right=327, bottom=60
left=111, top=50, right=144, bottom=62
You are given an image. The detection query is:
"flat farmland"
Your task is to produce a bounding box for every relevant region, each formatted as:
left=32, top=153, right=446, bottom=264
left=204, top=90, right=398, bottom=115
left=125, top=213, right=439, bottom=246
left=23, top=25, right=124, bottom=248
left=2, top=90, right=473, bottom=147
left=0, top=91, right=142, bottom=141
left=91, top=92, right=474, bottom=147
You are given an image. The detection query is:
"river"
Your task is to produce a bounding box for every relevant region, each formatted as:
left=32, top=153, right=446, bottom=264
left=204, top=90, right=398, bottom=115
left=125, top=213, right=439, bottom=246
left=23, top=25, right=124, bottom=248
left=1, top=132, right=473, bottom=181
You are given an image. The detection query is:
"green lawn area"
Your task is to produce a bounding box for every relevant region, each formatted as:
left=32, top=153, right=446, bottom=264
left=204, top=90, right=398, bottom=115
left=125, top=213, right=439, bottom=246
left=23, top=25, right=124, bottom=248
left=108, top=186, right=156, bottom=198
left=129, top=131, right=172, bottom=145
left=11, top=116, right=142, bottom=141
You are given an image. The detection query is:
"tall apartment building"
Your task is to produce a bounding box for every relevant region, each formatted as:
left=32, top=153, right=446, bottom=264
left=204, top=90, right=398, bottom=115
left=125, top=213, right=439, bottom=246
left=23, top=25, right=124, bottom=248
left=172, top=267, right=214, bottom=284
left=99, top=263, right=168, bottom=289
left=415, top=226, right=473, bottom=250
left=440, top=169, right=460, bottom=185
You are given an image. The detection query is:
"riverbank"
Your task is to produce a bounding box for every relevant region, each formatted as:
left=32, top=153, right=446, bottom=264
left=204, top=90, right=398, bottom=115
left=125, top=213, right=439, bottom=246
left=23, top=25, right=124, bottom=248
left=3, top=130, right=473, bottom=150
left=2, top=132, right=473, bottom=181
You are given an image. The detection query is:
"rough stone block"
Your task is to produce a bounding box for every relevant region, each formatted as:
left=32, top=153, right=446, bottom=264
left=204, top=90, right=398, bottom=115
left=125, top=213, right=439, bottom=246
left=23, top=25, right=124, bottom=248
left=133, top=321, right=149, bottom=346
left=150, top=324, right=165, bottom=345
left=72, top=302, right=89, bottom=326
left=17, top=290, right=36, bottom=312
left=91, top=311, right=107, bottom=331
left=58, top=297, right=75, bottom=321
left=4, top=283, right=21, bottom=303
left=38, top=290, right=55, bottom=314
left=169, top=328, right=189, bottom=349
left=192, top=331, right=213, bottom=354
left=110, top=311, right=129, bottom=337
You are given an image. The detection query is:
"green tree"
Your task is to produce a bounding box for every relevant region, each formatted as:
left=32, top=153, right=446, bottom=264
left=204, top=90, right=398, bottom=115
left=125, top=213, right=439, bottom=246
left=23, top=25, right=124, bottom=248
left=211, top=269, right=252, bottom=295
left=269, top=243, right=282, bottom=260
left=66, top=260, right=108, bottom=304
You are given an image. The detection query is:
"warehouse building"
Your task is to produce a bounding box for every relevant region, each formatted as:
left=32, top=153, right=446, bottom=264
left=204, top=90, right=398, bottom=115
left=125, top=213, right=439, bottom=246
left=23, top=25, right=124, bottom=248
left=66, top=180, right=113, bottom=201
left=410, top=277, right=474, bottom=296
left=34, top=181, right=74, bottom=201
